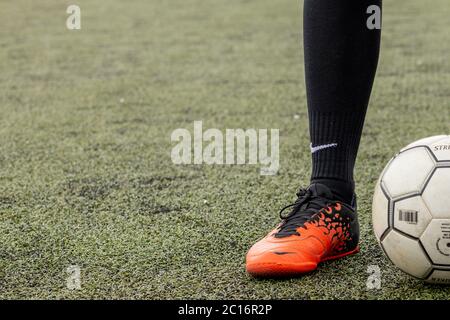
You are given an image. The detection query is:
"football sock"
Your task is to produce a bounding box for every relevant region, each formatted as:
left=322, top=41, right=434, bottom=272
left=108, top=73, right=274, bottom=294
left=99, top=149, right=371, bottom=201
left=303, top=0, right=382, bottom=204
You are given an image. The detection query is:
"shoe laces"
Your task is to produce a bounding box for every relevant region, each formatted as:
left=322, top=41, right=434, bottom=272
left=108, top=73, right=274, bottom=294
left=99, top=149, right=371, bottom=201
left=274, top=188, right=332, bottom=238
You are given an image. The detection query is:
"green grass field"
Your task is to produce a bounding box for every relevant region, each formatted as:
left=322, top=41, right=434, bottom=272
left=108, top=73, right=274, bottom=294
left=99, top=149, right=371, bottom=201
left=0, top=0, right=449, bottom=299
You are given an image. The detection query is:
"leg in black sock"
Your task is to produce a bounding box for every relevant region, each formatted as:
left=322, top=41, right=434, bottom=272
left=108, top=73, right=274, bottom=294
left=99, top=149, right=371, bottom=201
left=303, top=0, right=382, bottom=203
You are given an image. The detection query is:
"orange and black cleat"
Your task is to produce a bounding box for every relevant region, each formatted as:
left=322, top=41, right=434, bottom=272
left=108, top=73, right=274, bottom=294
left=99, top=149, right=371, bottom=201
left=246, top=183, right=359, bottom=277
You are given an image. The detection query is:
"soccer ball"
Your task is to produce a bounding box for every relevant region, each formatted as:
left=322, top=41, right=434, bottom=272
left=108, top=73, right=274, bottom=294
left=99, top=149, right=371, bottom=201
left=372, top=135, right=450, bottom=284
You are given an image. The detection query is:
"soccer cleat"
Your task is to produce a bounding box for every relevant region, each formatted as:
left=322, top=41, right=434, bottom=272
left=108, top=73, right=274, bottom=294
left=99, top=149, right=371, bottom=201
left=246, top=183, right=359, bottom=277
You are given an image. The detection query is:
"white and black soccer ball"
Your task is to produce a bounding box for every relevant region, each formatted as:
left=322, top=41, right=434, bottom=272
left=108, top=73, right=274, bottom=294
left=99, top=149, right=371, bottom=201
left=372, top=135, right=450, bottom=284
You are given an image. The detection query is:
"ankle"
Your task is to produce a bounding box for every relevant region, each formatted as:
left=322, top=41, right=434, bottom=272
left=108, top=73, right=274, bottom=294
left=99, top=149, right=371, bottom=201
left=310, top=178, right=354, bottom=205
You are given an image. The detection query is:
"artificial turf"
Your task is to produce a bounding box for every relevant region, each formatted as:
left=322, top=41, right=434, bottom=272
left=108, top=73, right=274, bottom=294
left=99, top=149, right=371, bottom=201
left=0, top=0, right=449, bottom=299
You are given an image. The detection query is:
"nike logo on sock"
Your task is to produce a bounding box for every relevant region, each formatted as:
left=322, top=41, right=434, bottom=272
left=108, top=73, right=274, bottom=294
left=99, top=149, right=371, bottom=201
left=310, top=143, right=338, bottom=154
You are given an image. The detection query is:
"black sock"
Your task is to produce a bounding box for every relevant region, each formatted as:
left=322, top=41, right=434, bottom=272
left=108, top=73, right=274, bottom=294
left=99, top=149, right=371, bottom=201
left=303, top=0, right=382, bottom=203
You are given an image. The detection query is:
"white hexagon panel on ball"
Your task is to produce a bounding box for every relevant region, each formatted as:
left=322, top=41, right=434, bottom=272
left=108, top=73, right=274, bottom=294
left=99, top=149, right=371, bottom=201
left=428, top=136, right=450, bottom=162
left=382, top=147, right=435, bottom=199
left=382, top=230, right=432, bottom=279
left=372, top=179, right=390, bottom=241
left=393, top=196, right=432, bottom=238
left=422, top=167, right=450, bottom=219
left=420, top=219, right=450, bottom=266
